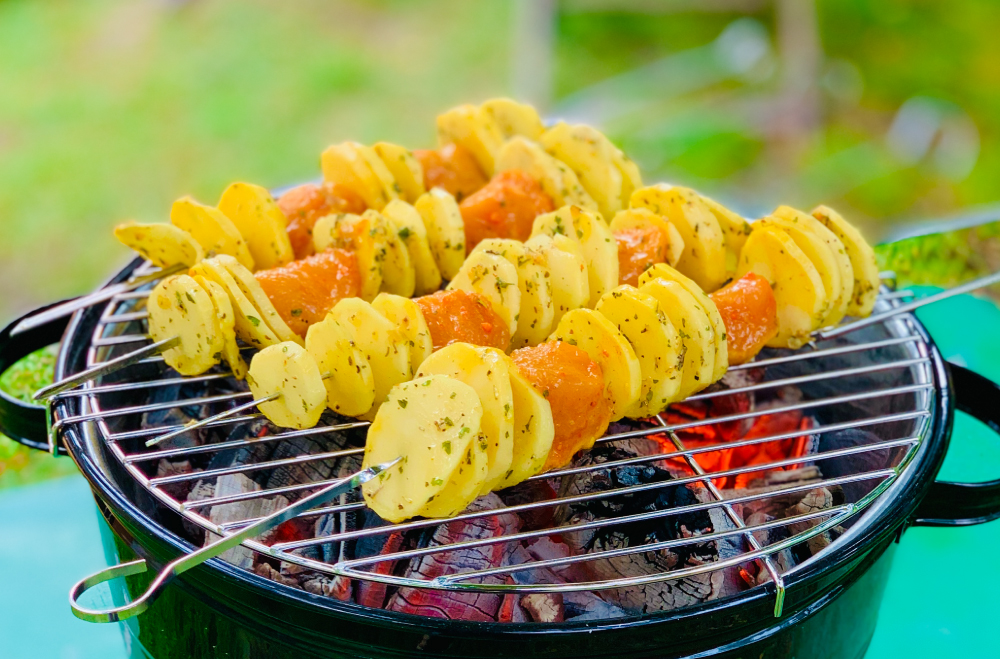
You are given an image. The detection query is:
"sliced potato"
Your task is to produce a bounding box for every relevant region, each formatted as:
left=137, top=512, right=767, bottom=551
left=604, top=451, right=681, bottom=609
left=214, top=254, right=302, bottom=346
left=373, top=142, right=426, bottom=203
left=596, top=285, right=683, bottom=417
left=327, top=297, right=410, bottom=420
left=630, top=185, right=727, bottom=292
left=114, top=222, right=203, bottom=269
left=364, top=209, right=414, bottom=298
left=304, top=316, right=375, bottom=417
left=495, top=137, right=598, bottom=211
left=532, top=205, right=618, bottom=307
left=361, top=375, right=484, bottom=523
left=148, top=274, right=222, bottom=376
left=480, top=98, right=545, bottom=141
left=416, top=344, right=515, bottom=494
left=497, top=364, right=555, bottom=488
left=611, top=148, right=643, bottom=210
left=471, top=238, right=554, bottom=348
left=189, top=259, right=281, bottom=349
left=217, top=182, right=294, bottom=270
left=697, top=192, right=751, bottom=277
left=524, top=234, right=589, bottom=326
left=540, top=122, right=624, bottom=221
left=170, top=196, right=255, bottom=270
left=638, top=263, right=728, bottom=383
left=414, top=188, right=466, bottom=281
left=247, top=342, right=327, bottom=430
left=194, top=275, right=247, bottom=380
left=811, top=205, right=880, bottom=317
left=421, top=438, right=489, bottom=519
left=381, top=199, right=442, bottom=295
left=372, top=293, right=433, bottom=377
left=446, top=250, right=520, bottom=339
left=312, top=212, right=387, bottom=301
left=549, top=308, right=641, bottom=421
left=737, top=224, right=827, bottom=349
left=436, top=104, right=504, bottom=176
left=609, top=208, right=685, bottom=268
left=320, top=141, right=399, bottom=210
left=638, top=278, right=715, bottom=398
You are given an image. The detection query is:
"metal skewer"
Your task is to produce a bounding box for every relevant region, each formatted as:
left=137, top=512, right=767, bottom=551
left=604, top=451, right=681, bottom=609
left=67, top=457, right=401, bottom=624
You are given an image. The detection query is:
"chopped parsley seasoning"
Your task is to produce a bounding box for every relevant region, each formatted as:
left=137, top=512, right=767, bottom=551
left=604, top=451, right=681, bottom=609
left=248, top=316, right=261, bottom=327
left=290, top=308, right=303, bottom=317
left=442, top=440, right=452, bottom=455
left=397, top=398, right=408, bottom=408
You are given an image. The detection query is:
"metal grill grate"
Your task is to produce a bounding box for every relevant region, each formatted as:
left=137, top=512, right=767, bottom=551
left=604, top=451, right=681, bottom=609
left=50, top=265, right=937, bottom=618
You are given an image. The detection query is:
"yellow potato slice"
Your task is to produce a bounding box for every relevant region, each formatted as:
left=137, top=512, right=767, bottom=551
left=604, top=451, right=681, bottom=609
left=214, top=254, right=302, bottom=346
left=639, top=263, right=728, bottom=383
left=696, top=192, right=751, bottom=278
left=630, top=185, right=727, bottom=292
left=373, top=142, right=426, bottom=203
left=194, top=275, right=248, bottom=380
left=414, top=188, right=466, bottom=281
left=247, top=342, right=327, bottom=430
left=436, top=103, right=505, bottom=176
left=328, top=297, right=411, bottom=420
left=381, top=199, right=442, bottom=295
left=189, top=258, right=281, bottom=350
left=638, top=278, right=715, bottom=398
left=170, top=196, right=255, bottom=270
left=737, top=225, right=827, bottom=349
left=416, top=344, right=515, bottom=494
left=495, top=137, right=598, bottom=212
left=320, top=142, right=399, bottom=211
left=480, top=98, right=545, bottom=141
left=759, top=215, right=844, bottom=327
left=524, top=234, right=589, bottom=327
left=312, top=212, right=387, bottom=301
left=114, top=222, right=203, bottom=269
left=532, top=205, right=618, bottom=307
left=421, top=438, right=489, bottom=519
left=217, top=182, right=294, bottom=270
left=372, top=293, right=433, bottom=377
left=811, top=205, right=880, bottom=317
left=609, top=208, right=685, bottom=268
left=361, top=375, right=485, bottom=523
left=446, top=250, right=520, bottom=339
left=147, top=274, right=222, bottom=376
left=304, top=315, right=375, bottom=417
left=362, top=209, right=414, bottom=298
left=540, top=122, right=624, bottom=221
left=596, top=285, right=683, bottom=417
left=497, top=364, right=555, bottom=488
left=471, top=239, right=555, bottom=348
left=549, top=308, right=641, bottom=421
left=611, top=148, right=643, bottom=210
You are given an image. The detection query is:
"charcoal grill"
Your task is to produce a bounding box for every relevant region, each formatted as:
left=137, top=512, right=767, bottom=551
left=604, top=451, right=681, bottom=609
left=2, top=256, right=999, bottom=659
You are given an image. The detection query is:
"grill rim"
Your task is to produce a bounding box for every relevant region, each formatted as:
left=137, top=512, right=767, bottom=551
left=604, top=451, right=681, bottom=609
left=51, top=256, right=954, bottom=638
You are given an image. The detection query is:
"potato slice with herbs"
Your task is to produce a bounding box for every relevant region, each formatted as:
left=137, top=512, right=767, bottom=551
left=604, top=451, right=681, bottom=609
left=611, top=148, right=642, bottom=210
left=436, top=104, right=504, bottom=176
left=148, top=274, right=222, bottom=376
left=541, top=122, right=624, bottom=221
left=609, top=207, right=685, bottom=268
left=811, top=205, right=880, bottom=317
left=480, top=98, right=544, bottom=141
left=630, top=185, right=727, bottom=293
left=217, top=182, right=294, bottom=270
left=495, top=137, right=598, bottom=212
left=416, top=343, right=515, bottom=494
left=421, top=438, right=489, bottom=519
left=114, top=222, right=204, bottom=269
left=312, top=212, right=387, bottom=301
left=170, top=196, right=255, bottom=270
left=328, top=297, right=410, bottom=420
left=372, top=293, right=433, bottom=377
left=639, top=278, right=715, bottom=398
left=737, top=225, right=826, bottom=349
left=373, top=142, right=426, bottom=203
left=189, top=259, right=280, bottom=349
left=696, top=192, right=751, bottom=278
left=381, top=199, right=442, bottom=295
left=497, top=364, right=555, bottom=488
left=414, top=188, right=466, bottom=281
left=321, top=141, right=399, bottom=210
left=639, top=263, right=728, bottom=383
left=549, top=308, right=641, bottom=421
left=304, top=315, right=375, bottom=417
left=361, top=375, right=484, bottom=523
left=524, top=234, right=589, bottom=327
left=446, top=250, right=520, bottom=338
left=596, top=285, right=683, bottom=417
left=214, top=254, right=302, bottom=346
left=194, top=275, right=247, bottom=380
left=532, top=205, right=618, bottom=307
left=471, top=238, right=554, bottom=348
left=247, top=342, right=326, bottom=430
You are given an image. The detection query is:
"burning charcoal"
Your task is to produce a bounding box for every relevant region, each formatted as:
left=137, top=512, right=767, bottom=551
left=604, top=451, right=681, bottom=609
left=302, top=574, right=353, bottom=601
left=264, top=430, right=363, bottom=502
left=521, top=593, right=564, bottom=623
left=254, top=563, right=301, bottom=589
left=817, top=428, right=894, bottom=502
left=206, top=473, right=289, bottom=570
left=155, top=459, right=200, bottom=500
left=498, top=592, right=530, bottom=623
left=563, top=591, right=628, bottom=621
left=705, top=508, right=750, bottom=599
left=497, top=479, right=559, bottom=530
left=355, top=531, right=406, bottom=609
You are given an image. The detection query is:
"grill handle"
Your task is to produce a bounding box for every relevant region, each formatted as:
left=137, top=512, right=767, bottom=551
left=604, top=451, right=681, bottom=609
left=0, top=300, right=75, bottom=454
left=913, top=363, right=1000, bottom=527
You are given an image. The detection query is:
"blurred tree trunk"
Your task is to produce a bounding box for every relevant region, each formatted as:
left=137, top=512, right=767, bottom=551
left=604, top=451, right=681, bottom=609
left=511, top=0, right=556, bottom=112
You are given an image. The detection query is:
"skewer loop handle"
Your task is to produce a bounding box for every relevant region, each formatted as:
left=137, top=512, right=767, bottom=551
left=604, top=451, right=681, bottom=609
left=69, top=559, right=152, bottom=623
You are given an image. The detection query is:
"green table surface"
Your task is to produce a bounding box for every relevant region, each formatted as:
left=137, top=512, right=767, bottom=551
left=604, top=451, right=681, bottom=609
left=0, top=287, right=997, bottom=658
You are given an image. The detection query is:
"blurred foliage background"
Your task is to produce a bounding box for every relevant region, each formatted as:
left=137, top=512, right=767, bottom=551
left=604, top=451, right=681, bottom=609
left=3, top=0, right=1000, bottom=485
